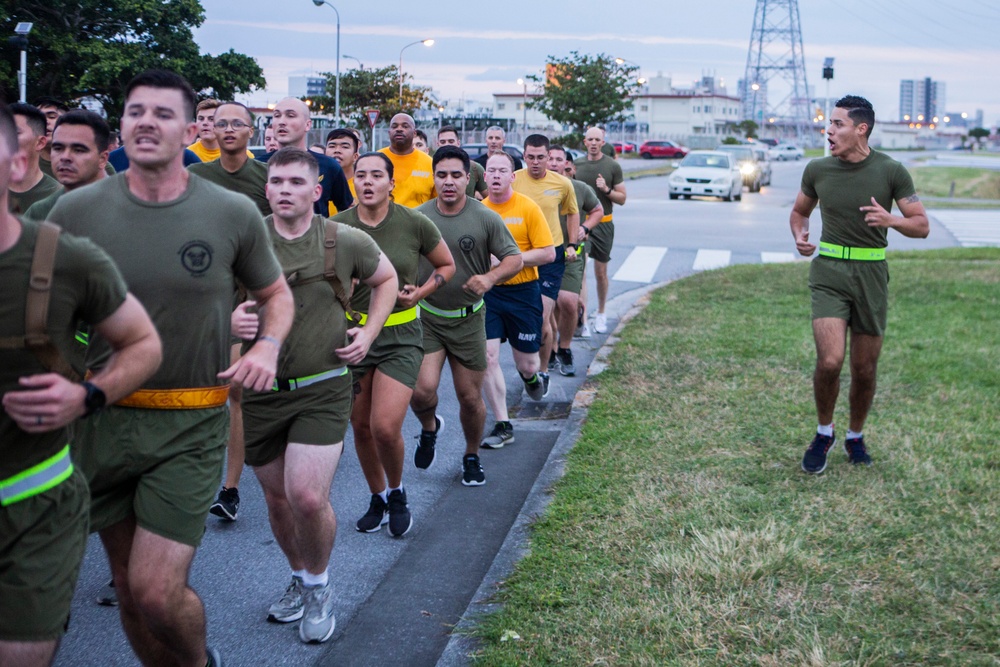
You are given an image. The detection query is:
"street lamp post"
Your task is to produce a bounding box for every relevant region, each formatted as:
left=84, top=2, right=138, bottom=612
left=822, top=58, right=834, bottom=157
left=398, top=39, right=434, bottom=106
left=311, top=0, right=340, bottom=121
left=516, top=78, right=527, bottom=132
left=12, top=22, right=33, bottom=103
left=342, top=54, right=363, bottom=70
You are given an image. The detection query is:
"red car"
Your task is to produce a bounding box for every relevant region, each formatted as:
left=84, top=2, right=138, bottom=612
left=611, top=141, right=637, bottom=154
left=639, top=140, right=687, bottom=159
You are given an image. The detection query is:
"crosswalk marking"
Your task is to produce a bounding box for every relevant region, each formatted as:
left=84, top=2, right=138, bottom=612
left=612, top=246, right=668, bottom=282
left=692, top=249, right=732, bottom=271
left=929, top=210, right=1000, bottom=247
left=761, top=252, right=798, bottom=263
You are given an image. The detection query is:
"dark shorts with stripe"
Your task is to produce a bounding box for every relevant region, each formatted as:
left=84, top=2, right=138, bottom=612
left=484, top=280, right=543, bottom=353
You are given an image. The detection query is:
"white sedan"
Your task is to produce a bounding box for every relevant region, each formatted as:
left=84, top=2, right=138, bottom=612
left=769, top=144, right=805, bottom=161
left=668, top=151, right=743, bottom=201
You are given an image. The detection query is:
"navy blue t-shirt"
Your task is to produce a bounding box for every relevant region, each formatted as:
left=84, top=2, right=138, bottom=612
left=108, top=147, right=202, bottom=172
left=257, top=150, right=353, bottom=215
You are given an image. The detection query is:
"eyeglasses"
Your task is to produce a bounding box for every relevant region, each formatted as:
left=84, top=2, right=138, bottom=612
left=214, top=120, right=251, bottom=130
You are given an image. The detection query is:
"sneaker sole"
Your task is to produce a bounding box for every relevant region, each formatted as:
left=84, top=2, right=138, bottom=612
left=268, top=608, right=304, bottom=623
left=559, top=367, right=575, bottom=377
left=481, top=434, right=514, bottom=449
left=209, top=503, right=238, bottom=521
left=462, top=477, right=485, bottom=487
left=414, top=416, right=444, bottom=470
left=299, top=615, right=336, bottom=643
left=356, top=516, right=388, bottom=533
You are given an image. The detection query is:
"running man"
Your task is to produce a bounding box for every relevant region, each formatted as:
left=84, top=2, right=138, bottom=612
left=7, top=104, right=60, bottom=214
left=46, top=69, right=294, bottom=667
left=0, top=104, right=161, bottom=667
left=791, top=95, right=929, bottom=474
left=435, top=125, right=487, bottom=199
left=575, top=127, right=626, bottom=334
left=378, top=113, right=436, bottom=207
left=412, top=146, right=522, bottom=485
left=480, top=152, right=555, bottom=448
left=473, top=126, right=523, bottom=171
left=243, top=147, right=397, bottom=642
left=325, top=128, right=360, bottom=202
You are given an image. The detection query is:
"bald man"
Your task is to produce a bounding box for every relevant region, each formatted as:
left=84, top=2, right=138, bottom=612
left=378, top=113, right=436, bottom=207
left=258, top=97, right=352, bottom=215
left=574, top=127, right=626, bottom=334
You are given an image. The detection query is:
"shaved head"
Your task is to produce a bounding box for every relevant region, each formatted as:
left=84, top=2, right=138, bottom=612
left=271, top=97, right=312, bottom=148
left=585, top=127, right=605, bottom=140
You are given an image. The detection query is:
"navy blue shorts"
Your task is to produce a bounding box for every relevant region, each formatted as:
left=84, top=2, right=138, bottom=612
left=484, top=280, right=543, bottom=353
left=537, top=244, right=565, bottom=301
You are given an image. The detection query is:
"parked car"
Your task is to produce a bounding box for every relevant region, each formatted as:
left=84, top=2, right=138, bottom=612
left=460, top=143, right=525, bottom=161
left=751, top=146, right=773, bottom=186
left=611, top=141, right=637, bottom=154
left=565, top=147, right=586, bottom=162
left=769, top=143, right=804, bottom=161
left=715, top=144, right=768, bottom=192
left=668, top=151, right=743, bottom=202
left=756, top=138, right=779, bottom=147
left=638, top=140, right=687, bottom=160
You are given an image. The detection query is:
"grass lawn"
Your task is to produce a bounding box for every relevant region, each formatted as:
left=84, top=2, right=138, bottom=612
left=471, top=248, right=1000, bottom=666
left=910, top=167, right=1000, bottom=200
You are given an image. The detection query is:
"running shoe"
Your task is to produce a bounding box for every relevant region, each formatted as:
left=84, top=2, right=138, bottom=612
left=462, top=454, right=486, bottom=486
left=387, top=489, right=413, bottom=538
left=414, top=415, right=443, bottom=470
left=355, top=494, right=388, bottom=533
left=540, top=372, right=551, bottom=398
left=207, top=647, right=223, bottom=667
left=95, top=578, right=118, bottom=607
left=481, top=422, right=514, bottom=449
left=209, top=486, right=239, bottom=521
left=299, top=582, right=336, bottom=643
left=593, top=312, right=608, bottom=334
left=557, top=348, right=576, bottom=376
left=844, top=436, right=872, bottom=466
left=547, top=350, right=557, bottom=371
left=575, top=322, right=592, bottom=339
left=802, top=431, right=836, bottom=474
left=267, top=576, right=305, bottom=623
left=523, top=373, right=545, bottom=401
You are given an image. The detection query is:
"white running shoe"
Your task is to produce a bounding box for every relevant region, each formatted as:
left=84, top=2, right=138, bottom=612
left=593, top=312, right=608, bottom=334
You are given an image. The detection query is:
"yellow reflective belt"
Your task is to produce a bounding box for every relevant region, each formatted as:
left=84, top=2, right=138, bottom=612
left=818, top=242, right=886, bottom=261
left=347, top=306, right=418, bottom=327
left=418, top=299, right=484, bottom=319
left=600, top=214, right=613, bottom=223
left=0, top=445, right=73, bottom=506
left=272, top=367, right=349, bottom=392
left=116, top=385, right=230, bottom=409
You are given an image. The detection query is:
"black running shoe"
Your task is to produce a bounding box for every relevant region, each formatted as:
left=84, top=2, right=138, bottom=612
left=209, top=486, right=240, bottom=521
left=386, top=489, right=412, bottom=537
left=523, top=373, right=545, bottom=401
left=481, top=422, right=514, bottom=449
left=462, top=454, right=486, bottom=486
left=356, top=493, right=388, bottom=533
left=844, top=436, right=872, bottom=466
left=557, top=348, right=575, bottom=376
left=547, top=350, right=557, bottom=371
left=414, top=415, right=443, bottom=470
left=802, top=432, right=835, bottom=474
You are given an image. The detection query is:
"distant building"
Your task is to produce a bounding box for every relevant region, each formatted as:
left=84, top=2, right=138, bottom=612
left=289, top=76, right=327, bottom=99
left=899, top=77, right=946, bottom=123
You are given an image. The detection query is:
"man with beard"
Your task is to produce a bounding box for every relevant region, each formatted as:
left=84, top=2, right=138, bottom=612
left=378, top=113, right=435, bottom=207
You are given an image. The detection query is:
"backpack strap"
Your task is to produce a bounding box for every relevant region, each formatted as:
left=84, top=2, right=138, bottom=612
left=322, top=219, right=362, bottom=322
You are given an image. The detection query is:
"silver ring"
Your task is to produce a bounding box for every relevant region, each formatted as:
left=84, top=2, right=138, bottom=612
left=37, top=415, right=43, bottom=425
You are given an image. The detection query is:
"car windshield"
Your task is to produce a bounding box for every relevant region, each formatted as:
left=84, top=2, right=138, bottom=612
left=682, top=154, right=729, bottom=168
left=718, top=147, right=752, bottom=160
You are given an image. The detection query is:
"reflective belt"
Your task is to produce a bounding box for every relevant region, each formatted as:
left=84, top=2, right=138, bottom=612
left=272, top=367, right=349, bottom=392
left=818, top=242, right=886, bottom=261
left=600, top=214, right=613, bottom=223
left=418, top=299, right=484, bottom=319
left=116, top=385, right=230, bottom=409
left=1, top=445, right=73, bottom=507
left=347, top=306, right=418, bottom=327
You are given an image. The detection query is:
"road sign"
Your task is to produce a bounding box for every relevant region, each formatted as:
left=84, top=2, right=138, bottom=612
left=365, top=109, right=380, bottom=129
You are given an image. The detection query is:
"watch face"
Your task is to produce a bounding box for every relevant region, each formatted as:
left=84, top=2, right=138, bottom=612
left=84, top=382, right=107, bottom=415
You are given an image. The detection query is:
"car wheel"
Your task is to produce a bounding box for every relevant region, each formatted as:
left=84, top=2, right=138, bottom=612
left=734, top=189, right=742, bottom=201
left=723, top=187, right=733, bottom=202
left=641, top=152, right=652, bottom=160
left=669, top=193, right=679, bottom=200
left=750, top=178, right=761, bottom=193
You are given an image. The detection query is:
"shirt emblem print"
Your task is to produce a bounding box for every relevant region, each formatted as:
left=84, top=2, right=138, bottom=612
left=179, top=240, right=214, bottom=276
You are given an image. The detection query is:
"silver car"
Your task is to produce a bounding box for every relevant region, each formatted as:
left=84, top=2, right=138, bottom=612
left=668, top=151, right=743, bottom=202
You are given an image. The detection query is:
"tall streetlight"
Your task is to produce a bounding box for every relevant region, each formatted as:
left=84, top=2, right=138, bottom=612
left=822, top=58, right=834, bottom=156
left=342, top=54, right=363, bottom=70
left=311, top=0, right=340, bottom=121
left=399, top=39, right=434, bottom=106
left=12, top=22, right=33, bottom=103
left=516, top=78, right=528, bottom=131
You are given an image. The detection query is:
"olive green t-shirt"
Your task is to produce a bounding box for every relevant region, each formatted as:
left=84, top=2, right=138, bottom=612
left=22, top=188, right=65, bottom=222
left=801, top=151, right=917, bottom=250
left=8, top=174, right=61, bottom=215
left=416, top=197, right=520, bottom=309
left=41, top=157, right=115, bottom=179
left=574, top=155, right=624, bottom=217
left=467, top=160, right=488, bottom=198
left=1, top=218, right=127, bottom=478
left=48, top=173, right=282, bottom=389
left=564, top=179, right=600, bottom=243
left=252, top=215, right=381, bottom=376
left=334, top=202, right=442, bottom=314
left=188, top=158, right=271, bottom=216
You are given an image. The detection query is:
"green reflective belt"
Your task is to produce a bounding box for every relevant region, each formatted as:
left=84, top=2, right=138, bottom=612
left=818, top=242, right=886, bottom=261
left=1, top=444, right=73, bottom=507
left=418, top=299, right=484, bottom=319
left=271, top=367, right=349, bottom=392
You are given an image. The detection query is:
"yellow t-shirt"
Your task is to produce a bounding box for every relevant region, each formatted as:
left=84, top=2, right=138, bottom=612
left=378, top=147, right=436, bottom=208
left=187, top=141, right=254, bottom=163
left=482, top=192, right=553, bottom=286
left=511, top=169, right=578, bottom=246
left=327, top=178, right=357, bottom=218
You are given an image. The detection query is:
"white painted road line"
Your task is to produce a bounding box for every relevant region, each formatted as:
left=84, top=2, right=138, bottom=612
left=761, top=252, right=798, bottom=263
left=692, top=249, right=732, bottom=271
left=929, top=210, right=1000, bottom=247
left=612, top=246, right=668, bottom=283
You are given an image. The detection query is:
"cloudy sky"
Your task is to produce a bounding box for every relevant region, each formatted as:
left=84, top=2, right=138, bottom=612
left=196, top=0, right=1000, bottom=125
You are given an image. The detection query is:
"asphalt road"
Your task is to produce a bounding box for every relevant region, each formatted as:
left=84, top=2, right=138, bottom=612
left=54, top=158, right=963, bottom=666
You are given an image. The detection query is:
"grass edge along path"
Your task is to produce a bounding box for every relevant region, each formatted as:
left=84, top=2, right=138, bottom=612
left=470, top=248, right=1000, bottom=666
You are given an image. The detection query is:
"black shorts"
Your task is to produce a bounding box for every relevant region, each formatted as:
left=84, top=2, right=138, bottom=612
left=484, top=281, right=543, bottom=353
left=537, top=245, right=565, bottom=301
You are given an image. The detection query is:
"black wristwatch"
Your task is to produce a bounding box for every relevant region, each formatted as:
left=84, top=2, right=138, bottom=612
left=82, top=381, right=106, bottom=418
left=580, top=225, right=590, bottom=236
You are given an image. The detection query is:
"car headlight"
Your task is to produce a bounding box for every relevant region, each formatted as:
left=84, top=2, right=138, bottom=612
left=740, top=163, right=755, bottom=175
left=669, top=174, right=683, bottom=183
left=712, top=177, right=728, bottom=184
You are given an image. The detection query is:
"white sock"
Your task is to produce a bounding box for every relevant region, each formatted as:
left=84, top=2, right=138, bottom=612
left=292, top=569, right=307, bottom=580
left=388, top=485, right=402, bottom=495
left=301, top=570, right=329, bottom=588
left=846, top=429, right=863, bottom=440
left=817, top=423, right=834, bottom=437
left=377, top=490, right=388, bottom=503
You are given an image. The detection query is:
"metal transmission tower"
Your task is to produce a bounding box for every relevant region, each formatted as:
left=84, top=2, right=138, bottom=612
left=742, top=0, right=811, bottom=139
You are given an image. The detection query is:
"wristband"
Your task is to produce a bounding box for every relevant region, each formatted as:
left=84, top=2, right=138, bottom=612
left=568, top=243, right=579, bottom=251
left=581, top=226, right=590, bottom=235
left=258, top=335, right=281, bottom=348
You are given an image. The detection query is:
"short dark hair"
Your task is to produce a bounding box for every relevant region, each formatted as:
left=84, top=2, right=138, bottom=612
left=326, top=128, right=359, bottom=151
left=415, top=128, right=428, bottom=143
left=124, top=69, right=197, bottom=121
left=216, top=101, right=255, bottom=124
left=53, top=110, right=111, bottom=152
left=0, top=106, right=17, bottom=153
left=565, top=152, right=575, bottom=164
left=7, top=103, right=47, bottom=138
left=548, top=144, right=567, bottom=159
left=835, top=95, right=875, bottom=138
left=437, top=125, right=459, bottom=139
left=432, top=145, right=470, bottom=174
left=486, top=151, right=516, bottom=171
left=33, top=96, right=70, bottom=113
left=524, top=133, right=550, bottom=151
left=268, top=146, right=319, bottom=179
left=356, top=151, right=394, bottom=178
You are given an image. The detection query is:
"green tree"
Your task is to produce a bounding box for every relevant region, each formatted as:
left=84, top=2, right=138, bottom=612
left=526, top=52, right=641, bottom=133
left=314, top=65, right=434, bottom=128
left=969, top=127, right=990, bottom=147
left=737, top=119, right=759, bottom=139
left=0, top=1, right=265, bottom=124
